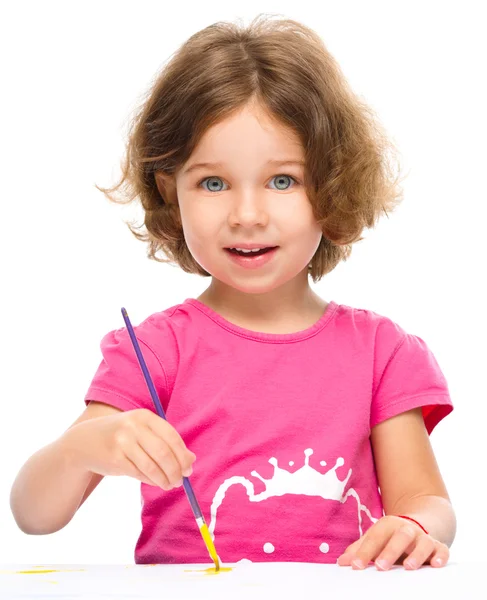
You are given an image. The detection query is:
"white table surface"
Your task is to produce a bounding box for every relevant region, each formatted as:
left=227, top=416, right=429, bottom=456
left=0, top=561, right=485, bottom=599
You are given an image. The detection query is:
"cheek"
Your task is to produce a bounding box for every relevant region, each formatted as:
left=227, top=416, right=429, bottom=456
left=180, top=210, right=219, bottom=256
left=286, top=206, right=322, bottom=243
left=281, top=195, right=319, bottom=229
left=303, top=202, right=323, bottom=241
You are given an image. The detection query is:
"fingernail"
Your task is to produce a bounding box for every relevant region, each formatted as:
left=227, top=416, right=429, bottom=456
left=182, top=468, right=193, bottom=477
left=405, top=559, right=417, bottom=569
left=376, top=559, right=390, bottom=570
left=434, top=557, right=443, bottom=566
left=352, top=559, right=365, bottom=569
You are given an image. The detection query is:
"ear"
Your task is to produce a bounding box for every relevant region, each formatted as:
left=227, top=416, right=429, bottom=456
left=155, top=171, right=178, bottom=205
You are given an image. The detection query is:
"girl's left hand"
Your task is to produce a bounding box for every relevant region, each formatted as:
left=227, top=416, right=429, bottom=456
left=337, top=515, right=450, bottom=570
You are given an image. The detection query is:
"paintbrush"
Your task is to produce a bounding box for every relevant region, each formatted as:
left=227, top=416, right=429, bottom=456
left=121, top=307, right=220, bottom=572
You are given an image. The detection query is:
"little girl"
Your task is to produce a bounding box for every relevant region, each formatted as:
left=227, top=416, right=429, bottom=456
left=10, top=14, right=456, bottom=571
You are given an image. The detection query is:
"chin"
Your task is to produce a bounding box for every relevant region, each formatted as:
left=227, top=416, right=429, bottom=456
left=203, top=270, right=273, bottom=293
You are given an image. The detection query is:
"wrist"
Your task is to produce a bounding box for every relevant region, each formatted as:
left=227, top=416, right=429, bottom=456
left=57, top=425, right=93, bottom=476
left=394, top=514, right=429, bottom=534
left=388, top=495, right=456, bottom=546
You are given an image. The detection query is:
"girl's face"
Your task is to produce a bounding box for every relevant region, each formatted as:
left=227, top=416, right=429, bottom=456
left=159, top=102, right=322, bottom=295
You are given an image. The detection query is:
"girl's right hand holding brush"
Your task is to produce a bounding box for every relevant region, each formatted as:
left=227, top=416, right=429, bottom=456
left=64, top=406, right=197, bottom=490
left=10, top=401, right=196, bottom=535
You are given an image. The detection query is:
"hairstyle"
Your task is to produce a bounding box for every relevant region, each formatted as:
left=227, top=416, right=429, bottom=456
left=96, top=13, right=406, bottom=282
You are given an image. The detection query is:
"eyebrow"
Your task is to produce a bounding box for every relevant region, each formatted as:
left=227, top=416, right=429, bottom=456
left=182, top=159, right=305, bottom=176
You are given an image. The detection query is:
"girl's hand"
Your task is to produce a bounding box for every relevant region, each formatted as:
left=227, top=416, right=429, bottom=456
left=62, top=408, right=196, bottom=490
left=337, top=515, right=450, bottom=570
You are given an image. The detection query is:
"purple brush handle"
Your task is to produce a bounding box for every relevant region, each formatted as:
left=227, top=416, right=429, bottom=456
left=121, top=307, right=203, bottom=522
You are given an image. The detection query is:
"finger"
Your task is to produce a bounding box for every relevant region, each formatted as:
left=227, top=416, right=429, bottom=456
left=146, top=417, right=196, bottom=476
left=337, top=540, right=363, bottom=566
left=427, top=543, right=450, bottom=568
left=124, top=454, right=160, bottom=487
left=337, top=553, right=353, bottom=566
left=352, top=524, right=394, bottom=569
left=373, top=524, right=420, bottom=571
left=401, top=535, right=438, bottom=570
left=138, top=427, right=184, bottom=487
left=343, top=539, right=363, bottom=556
left=338, top=554, right=375, bottom=567
left=125, top=441, right=172, bottom=490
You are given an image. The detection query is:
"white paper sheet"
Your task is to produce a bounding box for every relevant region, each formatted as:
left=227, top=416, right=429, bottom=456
left=0, top=561, right=484, bottom=600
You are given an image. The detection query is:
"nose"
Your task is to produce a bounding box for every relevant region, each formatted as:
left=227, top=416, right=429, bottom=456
left=227, top=188, right=269, bottom=228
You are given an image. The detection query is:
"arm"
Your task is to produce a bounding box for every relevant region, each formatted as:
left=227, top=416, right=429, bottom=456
left=10, top=401, right=121, bottom=535
left=370, top=407, right=456, bottom=547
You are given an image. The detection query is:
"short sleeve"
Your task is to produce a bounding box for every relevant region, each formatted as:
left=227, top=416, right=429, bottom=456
left=371, top=321, right=453, bottom=434
left=84, top=323, right=169, bottom=414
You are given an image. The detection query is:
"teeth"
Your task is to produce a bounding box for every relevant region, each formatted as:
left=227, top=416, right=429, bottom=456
left=231, top=247, right=265, bottom=253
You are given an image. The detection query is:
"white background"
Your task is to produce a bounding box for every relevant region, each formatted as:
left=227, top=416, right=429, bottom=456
left=1, top=1, right=485, bottom=565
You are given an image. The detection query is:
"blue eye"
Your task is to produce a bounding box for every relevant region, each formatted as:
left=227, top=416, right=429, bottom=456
left=199, top=177, right=226, bottom=192
left=197, top=174, right=298, bottom=192
left=270, top=175, right=296, bottom=191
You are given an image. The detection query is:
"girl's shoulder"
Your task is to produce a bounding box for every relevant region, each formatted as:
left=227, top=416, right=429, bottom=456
left=130, top=300, right=193, bottom=337
left=333, top=301, right=410, bottom=342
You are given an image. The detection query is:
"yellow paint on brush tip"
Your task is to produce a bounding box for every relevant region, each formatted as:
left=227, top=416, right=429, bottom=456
left=199, top=523, right=220, bottom=571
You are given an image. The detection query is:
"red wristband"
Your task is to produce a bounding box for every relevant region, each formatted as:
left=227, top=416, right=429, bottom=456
left=396, top=515, right=429, bottom=535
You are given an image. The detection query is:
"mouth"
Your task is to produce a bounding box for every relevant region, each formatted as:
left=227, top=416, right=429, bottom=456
left=223, top=246, right=280, bottom=269
left=224, top=246, right=279, bottom=257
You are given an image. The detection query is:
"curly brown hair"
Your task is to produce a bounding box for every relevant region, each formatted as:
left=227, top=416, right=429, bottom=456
left=96, top=13, right=406, bottom=283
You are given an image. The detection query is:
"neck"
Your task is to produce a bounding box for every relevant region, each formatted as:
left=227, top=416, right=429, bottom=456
left=196, top=269, right=326, bottom=330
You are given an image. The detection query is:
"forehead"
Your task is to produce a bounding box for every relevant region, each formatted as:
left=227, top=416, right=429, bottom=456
left=181, top=105, right=304, bottom=175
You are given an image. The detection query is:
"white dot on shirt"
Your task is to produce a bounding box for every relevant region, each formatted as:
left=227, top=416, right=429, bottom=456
left=263, top=543, right=275, bottom=554
left=319, top=543, right=330, bottom=554
left=320, top=461, right=327, bottom=466
left=289, top=461, right=294, bottom=466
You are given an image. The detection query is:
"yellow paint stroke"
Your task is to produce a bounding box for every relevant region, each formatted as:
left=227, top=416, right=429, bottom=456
left=184, top=567, right=233, bottom=575
left=0, top=568, right=86, bottom=575
left=199, top=523, right=220, bottom=571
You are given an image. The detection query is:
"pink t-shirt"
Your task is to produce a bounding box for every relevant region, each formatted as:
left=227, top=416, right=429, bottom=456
left=84, top=298, right=453, bottom=564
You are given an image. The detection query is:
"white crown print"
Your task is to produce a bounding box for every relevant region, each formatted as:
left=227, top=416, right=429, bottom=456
left=250, top=448, right=352, bottom=502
